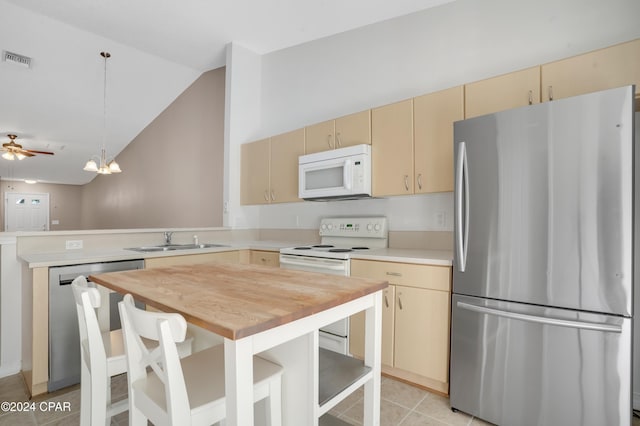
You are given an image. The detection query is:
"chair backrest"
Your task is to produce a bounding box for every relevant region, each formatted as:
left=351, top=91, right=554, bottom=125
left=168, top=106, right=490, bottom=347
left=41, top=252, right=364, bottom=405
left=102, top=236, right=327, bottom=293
left=118, top=294, right=190, bottom=423
left=71, top=276, right=107, bottom=376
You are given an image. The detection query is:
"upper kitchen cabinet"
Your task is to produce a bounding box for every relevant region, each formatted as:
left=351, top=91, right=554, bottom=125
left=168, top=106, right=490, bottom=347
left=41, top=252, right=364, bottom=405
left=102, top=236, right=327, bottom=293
left=240, top=129, right=305, bottom=205
left=414, top=86, right=463, bottom=193
left=541, top=39, right=640, bottom=102
left=305, top=119, right=335, bottom=154
left=269, top=128, right=305, bottom=203
left=465, top=66, right=540, bottom=118
left=335, top=110, right=371, bottom=149
left=371, top=99, right=414, bottom=197
left=305, top=110, right=371, bottom=154
left=241, top=138, right=270, bottom=205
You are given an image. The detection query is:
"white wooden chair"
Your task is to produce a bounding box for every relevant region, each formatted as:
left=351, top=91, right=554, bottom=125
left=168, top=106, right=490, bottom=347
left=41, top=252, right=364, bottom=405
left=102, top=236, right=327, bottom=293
left=118, top=293, right=284, bottom=426
left=71, top=276, right=193, bottom=426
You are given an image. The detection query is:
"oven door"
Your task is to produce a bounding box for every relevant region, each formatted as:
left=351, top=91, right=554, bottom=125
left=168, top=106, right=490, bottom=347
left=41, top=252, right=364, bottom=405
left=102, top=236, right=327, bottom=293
left=279, top=254, right=349, bottom=276
left=279, top=254, right=350, bottom=337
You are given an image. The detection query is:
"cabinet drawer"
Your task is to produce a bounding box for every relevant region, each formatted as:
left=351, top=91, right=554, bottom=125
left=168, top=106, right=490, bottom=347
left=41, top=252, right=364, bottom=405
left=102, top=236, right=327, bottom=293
left=249, top=250, right=280, bottom=267
left=351, top=259, right=450, bottom=291
left=145, top=251, right=240, bottom=268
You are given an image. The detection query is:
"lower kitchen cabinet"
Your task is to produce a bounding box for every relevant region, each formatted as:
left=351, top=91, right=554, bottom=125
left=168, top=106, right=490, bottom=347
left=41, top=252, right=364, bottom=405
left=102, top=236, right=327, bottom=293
left=144, top=251, right=240, bottom=268
left=249, top=250, right=280, bottom=267
left=349, top=259, right=451, bottom=394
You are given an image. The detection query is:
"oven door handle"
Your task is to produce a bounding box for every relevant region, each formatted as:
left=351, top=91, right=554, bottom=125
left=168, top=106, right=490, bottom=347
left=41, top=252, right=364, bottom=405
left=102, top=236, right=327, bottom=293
left=279, top=255, right=346, bottom=271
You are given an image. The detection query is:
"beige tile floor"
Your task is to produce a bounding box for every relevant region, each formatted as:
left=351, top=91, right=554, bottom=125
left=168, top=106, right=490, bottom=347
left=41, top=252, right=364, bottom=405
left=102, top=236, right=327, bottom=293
left=0, top=372, right=638, bottom=426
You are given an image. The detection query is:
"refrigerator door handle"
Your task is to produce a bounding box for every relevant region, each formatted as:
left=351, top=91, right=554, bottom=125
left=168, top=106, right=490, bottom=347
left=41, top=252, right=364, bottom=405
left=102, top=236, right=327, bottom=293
left=455, top=142, right=469, bottom=272
left=456, top=301, right=623, bottom=333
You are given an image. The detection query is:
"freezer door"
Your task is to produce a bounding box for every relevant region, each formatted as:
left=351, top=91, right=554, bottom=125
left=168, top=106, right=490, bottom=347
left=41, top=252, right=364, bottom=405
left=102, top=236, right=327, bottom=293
left=453, top=85, right=634, bottom=316
left=450, top=294, right=632, bottom=426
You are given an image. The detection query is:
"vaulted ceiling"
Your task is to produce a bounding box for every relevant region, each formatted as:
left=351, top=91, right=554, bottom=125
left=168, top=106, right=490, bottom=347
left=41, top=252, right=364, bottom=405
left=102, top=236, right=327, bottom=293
left=0, top=0, right=452, bottom=185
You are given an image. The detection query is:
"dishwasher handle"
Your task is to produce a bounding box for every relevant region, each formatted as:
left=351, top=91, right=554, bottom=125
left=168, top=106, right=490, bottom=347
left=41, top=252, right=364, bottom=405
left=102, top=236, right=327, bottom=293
left=58, top=273, right=94, bottom=286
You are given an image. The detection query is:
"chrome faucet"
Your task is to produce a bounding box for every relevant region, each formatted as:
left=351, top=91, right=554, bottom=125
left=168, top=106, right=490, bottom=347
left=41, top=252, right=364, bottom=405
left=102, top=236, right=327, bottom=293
left=163, top=231, right=173, bottom=245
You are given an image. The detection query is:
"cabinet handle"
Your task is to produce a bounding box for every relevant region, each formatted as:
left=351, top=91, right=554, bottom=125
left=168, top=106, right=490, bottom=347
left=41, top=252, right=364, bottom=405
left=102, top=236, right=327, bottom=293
left=548, top=85, right=554, bottom=101
left=384, top=294, right=389, bottom=307
left=336, top=132, right=342, bottom=147
left=271, top=190, right=276, bottom=201
left=264, top=190, right=269, bottom=201
left=327, top=134, right=333, bottom=149
left=398, top=295, right=403, bottom=310
left=528, top=90, right=533, bottom=105
left=417, top=173, right=422, bottom=190
left=404, top=175, right=409, bottom=191
left=386, top=271, right=402, bottom=277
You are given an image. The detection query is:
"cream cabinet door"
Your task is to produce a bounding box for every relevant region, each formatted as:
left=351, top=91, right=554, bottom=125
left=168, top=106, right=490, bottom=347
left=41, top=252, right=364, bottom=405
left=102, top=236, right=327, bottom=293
left=305, top=119, right=335, bottom=154
left=269, top=128, right=305, bottom=203
left=465, top=66, right=540, bottom=118
left=335, top=110, right=371, bottom=149
left=349, top=285, right=395, bottom=366
left=541, top=39, right=640, bottom=102
left=394, top=286, right=450, bottom=383
left=240, top=139, right=270, bottom=205
left=414, top=86, right=463, bottom=193
left=371, top=99, right=414, bottom=197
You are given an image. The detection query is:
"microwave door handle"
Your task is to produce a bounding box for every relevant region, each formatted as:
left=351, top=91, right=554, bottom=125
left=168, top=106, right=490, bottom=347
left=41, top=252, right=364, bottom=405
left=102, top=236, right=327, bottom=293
left=343, top=160, right=352, bottom=190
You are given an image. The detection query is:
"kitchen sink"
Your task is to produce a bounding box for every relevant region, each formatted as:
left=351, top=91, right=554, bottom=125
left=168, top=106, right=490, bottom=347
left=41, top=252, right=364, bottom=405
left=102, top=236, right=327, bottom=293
left=125, top=243, right=229, bottom=253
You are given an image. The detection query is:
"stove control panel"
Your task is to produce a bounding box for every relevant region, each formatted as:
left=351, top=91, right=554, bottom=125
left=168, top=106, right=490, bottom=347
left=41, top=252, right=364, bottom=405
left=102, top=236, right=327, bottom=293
left=319, top=217, right=388, bottom=238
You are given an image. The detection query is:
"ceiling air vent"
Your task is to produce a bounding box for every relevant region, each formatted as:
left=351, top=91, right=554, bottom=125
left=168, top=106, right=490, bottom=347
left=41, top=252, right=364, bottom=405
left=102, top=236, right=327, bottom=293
left=3, top=50, right=32, bottom=68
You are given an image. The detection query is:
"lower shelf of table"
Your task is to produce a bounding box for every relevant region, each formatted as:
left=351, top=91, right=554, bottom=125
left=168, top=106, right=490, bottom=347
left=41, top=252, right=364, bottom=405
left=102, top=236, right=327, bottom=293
left=319, top=347, right=372, bottom=411
left=319, top=413, right=354, bottom=426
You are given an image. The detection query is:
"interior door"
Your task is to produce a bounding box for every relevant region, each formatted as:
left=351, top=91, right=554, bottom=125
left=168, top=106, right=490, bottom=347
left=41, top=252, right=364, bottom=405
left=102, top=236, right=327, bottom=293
left=5, top=192, right=50, bottom=231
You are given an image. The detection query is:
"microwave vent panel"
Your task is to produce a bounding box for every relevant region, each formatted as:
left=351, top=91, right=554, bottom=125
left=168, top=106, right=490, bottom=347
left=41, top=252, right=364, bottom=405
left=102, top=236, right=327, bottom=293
left=3, top=51, right=32, bottom=68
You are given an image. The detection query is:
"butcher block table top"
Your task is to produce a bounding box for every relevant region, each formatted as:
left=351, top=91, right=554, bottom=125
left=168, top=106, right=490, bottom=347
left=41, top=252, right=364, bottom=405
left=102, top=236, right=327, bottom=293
left=89, top=261, right=388, bottom=340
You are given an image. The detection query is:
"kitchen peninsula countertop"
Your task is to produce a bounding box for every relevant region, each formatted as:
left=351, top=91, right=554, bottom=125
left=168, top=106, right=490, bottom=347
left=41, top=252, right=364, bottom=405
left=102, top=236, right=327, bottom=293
left=20, top=241, right=453, bottom=268
left=351, top=248, right=453, bottom=266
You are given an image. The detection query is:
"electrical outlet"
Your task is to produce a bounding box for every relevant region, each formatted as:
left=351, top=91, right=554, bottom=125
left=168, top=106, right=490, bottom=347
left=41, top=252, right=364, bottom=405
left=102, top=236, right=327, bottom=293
left=65, top=240, right=83, bottom=250
left=223, top=201, right=229, bottom=213
left=436, top=212, right=446, bottom=229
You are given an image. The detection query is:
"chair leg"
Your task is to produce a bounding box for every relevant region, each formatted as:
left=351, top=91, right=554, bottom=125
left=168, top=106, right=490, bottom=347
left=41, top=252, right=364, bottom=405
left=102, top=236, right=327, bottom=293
left=128, top=394, right=147, bottom=426
left=267, top=376, right=282, bottom=426
left=104, top=376, right=112, bottom=426
left=80, top=362, right=91, bottom=426
left=91, top=372, right=108, bottom=426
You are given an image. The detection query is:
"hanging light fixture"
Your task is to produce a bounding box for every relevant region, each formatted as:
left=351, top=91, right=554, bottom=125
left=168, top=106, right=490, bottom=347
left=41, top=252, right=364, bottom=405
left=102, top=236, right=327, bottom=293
left=84, top=51, right=122, bottom=174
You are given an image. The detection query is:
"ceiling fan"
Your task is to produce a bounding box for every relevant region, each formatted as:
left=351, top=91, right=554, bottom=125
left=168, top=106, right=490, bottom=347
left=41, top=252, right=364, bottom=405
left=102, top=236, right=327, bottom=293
left=2, top=134, right=54, bottom=160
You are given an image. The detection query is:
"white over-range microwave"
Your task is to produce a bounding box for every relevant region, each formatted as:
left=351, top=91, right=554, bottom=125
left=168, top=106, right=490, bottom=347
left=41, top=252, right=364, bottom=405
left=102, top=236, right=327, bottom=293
left=298, top=144, right=372, bottom=201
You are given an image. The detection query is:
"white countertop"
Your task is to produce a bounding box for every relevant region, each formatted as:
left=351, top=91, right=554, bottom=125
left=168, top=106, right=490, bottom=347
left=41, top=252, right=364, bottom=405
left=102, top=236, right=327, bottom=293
left=20, top=241, right=452, bottom=268
left=351, top=248, right=453, bottom=266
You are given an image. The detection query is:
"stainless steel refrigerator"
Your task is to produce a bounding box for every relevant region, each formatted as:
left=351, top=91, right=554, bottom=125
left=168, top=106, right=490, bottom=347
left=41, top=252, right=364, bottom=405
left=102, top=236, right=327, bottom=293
left=450, top=85, right=635, bottom=426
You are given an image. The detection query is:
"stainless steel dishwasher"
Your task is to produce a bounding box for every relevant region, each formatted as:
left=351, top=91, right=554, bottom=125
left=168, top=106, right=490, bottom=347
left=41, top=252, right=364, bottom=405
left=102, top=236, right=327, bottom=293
left=48, top=259, right=144, bottom=392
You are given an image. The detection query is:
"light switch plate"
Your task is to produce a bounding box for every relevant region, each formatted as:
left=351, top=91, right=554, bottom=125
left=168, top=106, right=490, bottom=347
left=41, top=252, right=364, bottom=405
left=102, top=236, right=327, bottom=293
left=65, top=240, right=83, bottom=250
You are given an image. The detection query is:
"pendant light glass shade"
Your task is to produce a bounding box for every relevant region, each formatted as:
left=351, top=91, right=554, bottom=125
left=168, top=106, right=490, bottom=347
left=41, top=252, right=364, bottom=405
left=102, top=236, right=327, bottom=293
left=84, top=51, right=122, bottom=175
left=83, top=159, right=98, bottom=171
left=2, top=151, right=26, bottom=161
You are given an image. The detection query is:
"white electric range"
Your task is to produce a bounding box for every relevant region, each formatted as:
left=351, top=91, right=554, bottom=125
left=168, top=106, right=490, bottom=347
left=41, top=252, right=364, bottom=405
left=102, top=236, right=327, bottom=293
left=279, top=216, right=388, bottom=354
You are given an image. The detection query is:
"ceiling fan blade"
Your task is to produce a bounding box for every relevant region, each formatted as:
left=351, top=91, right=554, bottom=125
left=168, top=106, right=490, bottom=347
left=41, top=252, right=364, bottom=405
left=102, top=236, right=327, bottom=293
left=19, top=150, right=36, bottom=157
left=25, top=149, right=54, bottom=155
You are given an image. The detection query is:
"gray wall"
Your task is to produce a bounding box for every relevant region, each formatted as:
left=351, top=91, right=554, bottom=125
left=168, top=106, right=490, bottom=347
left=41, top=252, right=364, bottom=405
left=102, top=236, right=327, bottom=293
left=81, top=67, right=226, bottom=229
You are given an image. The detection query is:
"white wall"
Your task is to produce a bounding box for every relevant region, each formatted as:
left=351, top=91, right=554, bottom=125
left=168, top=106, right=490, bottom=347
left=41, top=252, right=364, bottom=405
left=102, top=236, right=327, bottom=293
left=224, top=0, right=640, bottom=232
